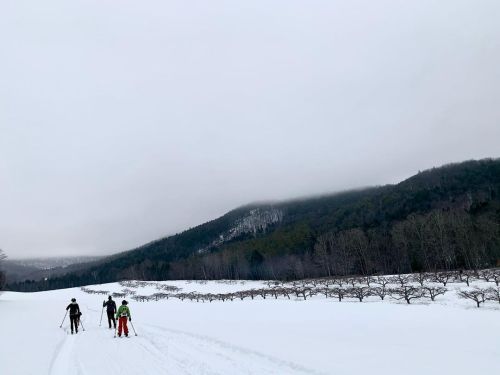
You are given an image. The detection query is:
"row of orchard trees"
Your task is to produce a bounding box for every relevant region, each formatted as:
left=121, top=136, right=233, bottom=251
left=79, top=269, right=500, bottom=309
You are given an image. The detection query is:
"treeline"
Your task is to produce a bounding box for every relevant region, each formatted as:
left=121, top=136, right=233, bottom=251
left=0, top=249, right=6, bottom=290
left=166, top=208, right=500, bottom=280
left=7, top=158, right=500, bottom=292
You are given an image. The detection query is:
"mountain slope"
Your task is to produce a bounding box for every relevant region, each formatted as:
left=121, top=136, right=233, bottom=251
left=8, top=158, right=500, bottom=291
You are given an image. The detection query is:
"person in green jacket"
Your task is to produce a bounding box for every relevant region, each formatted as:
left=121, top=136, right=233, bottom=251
left=116, top=300, right=131, bottom=337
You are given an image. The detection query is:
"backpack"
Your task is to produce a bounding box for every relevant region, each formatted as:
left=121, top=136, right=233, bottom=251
left=120, top=306, right=129, bottom=317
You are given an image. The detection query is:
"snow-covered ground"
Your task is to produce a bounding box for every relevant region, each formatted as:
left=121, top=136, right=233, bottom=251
left=1, top=278, right=499, bottom=375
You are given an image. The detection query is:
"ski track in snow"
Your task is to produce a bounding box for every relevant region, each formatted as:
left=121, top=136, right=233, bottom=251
left=46, top=308, right=320, bottom=375
left=140, top=324, right=323, bottom=375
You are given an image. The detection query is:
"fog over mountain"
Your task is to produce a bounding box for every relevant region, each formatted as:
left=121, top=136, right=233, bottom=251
left=1, top=0, right=499, bottom=258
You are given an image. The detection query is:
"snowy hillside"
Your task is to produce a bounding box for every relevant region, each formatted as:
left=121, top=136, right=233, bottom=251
left=1, top=276, right=499, bottom=375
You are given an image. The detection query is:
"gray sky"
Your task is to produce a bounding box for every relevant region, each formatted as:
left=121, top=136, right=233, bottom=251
left=1, top=0, right=499, bottom=259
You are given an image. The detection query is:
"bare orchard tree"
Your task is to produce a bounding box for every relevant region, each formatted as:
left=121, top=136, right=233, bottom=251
left=455, top=270, right=475, bottom=287
left=411, top=272, right=431, bottom=287
left=457, top=288, right=487, bottom=308
left=477, top=269, right=494, bottom=283
left=390, top=274, right=412, bottom=288
left=491, top=270, right=500, bottom=287
left=371, top=276, right=391, bottom=300
left=330, top=287, right=347, bottom=302
left=318, top=287, right=331, bottom=299
left=364, top=276, right=376, bottom=287
left=372, top=286, right=389, bottom=300
left=373, top=276, right=391, bottom=289
left=485, top=287, right=500, bottom=304
left=346, top=286, right=372, bottom=302
left=389, top=286, right=424, bottom=304
left=0, top=249, right=6, bottom=291
left=432, top=272, right=454, bottom=287
left=422, top=286, right=448, bottom=301
left=293, top=287, right=313, bottom=300
left=332, top=277, right=347, bottom=288
left=346, top=277, right=363, bottom=287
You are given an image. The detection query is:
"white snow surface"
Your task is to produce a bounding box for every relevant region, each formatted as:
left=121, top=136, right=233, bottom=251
left=1, top=279, right=499, bottom=375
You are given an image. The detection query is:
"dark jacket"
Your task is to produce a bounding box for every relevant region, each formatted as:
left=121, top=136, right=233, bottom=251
left=103, top=300, right=117, bottom=313
left=66, top=303, right=80, bottom=316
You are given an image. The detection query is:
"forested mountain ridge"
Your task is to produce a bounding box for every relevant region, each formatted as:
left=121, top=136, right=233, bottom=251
left=8, top=158, right=500, bottom=291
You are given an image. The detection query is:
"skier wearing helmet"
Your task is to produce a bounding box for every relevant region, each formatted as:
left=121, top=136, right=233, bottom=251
left=115, top=300, right=131, bottom=337
left=65, top=298, right=81, bottom=334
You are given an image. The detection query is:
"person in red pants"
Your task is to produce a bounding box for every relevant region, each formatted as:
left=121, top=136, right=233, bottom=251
left=115, top=300, right=131, bottom=337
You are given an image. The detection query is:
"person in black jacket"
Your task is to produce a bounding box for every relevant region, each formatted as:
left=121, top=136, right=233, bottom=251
left=103, top=296, right=117, bottom=329
left=66, top=298, right=81, bottom=334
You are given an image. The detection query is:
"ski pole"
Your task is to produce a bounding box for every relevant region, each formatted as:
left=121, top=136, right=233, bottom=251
left=79, top=318, right=85, bottom=332
left=130, top=320, right=138, bottom=336
left=99, top=304, right=104, bottom=326
left=59, top=311, right=68, bottom=328
left=113, top=318, right=118, bottom=338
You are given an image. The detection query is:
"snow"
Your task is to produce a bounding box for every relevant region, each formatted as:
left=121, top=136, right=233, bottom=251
left=1, top=279, right=499, bottom=375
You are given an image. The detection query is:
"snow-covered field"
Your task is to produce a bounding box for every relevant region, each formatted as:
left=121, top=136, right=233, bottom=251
left=1, top=278, right=499, bottom=375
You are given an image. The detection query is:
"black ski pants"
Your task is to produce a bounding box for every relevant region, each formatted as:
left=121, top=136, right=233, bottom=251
left=70, top=315, right=79, bottom=333
left=107, top=311, right=116, bottom=329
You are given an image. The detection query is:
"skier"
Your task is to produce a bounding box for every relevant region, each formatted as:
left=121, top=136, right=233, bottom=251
left=66, top=298, right=81, bottom=334
left=103, top=296, right=117, bottom=329
left=115, top=300, right=131, bottom=337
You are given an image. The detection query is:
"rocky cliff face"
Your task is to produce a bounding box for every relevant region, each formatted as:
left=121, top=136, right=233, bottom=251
left=198, top=207, right=284, bottom=254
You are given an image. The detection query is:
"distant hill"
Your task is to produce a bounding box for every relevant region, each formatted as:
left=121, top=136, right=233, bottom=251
left=8, top=158, right=500, bottom=291
left=7, top=256, right=102, bottom=270
left=4, top=256, right=102, bottom=284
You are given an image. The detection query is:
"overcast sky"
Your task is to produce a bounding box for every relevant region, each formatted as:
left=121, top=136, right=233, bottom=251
left=1, top=0, right=499, bottom=259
